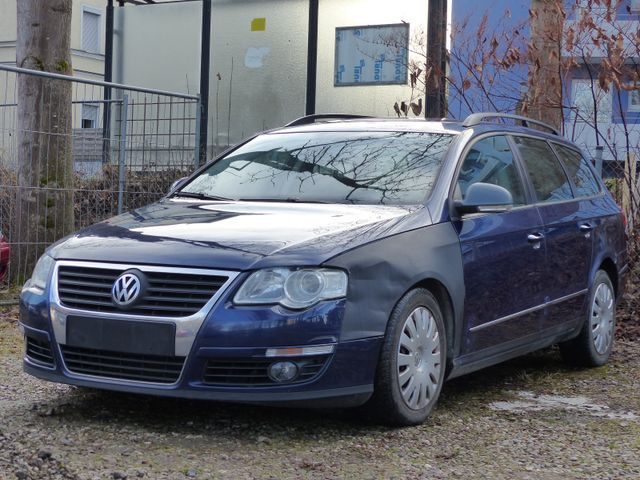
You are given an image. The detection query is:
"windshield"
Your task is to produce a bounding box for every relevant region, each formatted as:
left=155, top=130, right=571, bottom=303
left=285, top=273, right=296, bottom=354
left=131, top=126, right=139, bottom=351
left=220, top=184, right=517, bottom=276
left=179, top=131, right=454, bottom=205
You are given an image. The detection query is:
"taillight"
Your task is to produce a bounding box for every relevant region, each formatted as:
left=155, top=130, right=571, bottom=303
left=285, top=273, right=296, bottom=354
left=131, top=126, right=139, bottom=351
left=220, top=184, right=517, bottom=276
left=0, top=236, right=9, bottom=283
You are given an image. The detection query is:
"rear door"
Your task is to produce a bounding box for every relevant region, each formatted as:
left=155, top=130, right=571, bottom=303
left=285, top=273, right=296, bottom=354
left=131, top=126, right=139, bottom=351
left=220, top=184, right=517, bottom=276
left=512, top=136, right=593, bottom=331
left=453, top=135, right=547, bottom=356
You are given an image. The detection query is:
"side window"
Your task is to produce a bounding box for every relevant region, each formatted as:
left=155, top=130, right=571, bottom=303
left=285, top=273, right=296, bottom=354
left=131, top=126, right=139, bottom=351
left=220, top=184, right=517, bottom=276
left=513, top=137, right=574, bottom=203
left=456, top=135, right=527, bottom=206
left=553, top=144, right=601, bottom=198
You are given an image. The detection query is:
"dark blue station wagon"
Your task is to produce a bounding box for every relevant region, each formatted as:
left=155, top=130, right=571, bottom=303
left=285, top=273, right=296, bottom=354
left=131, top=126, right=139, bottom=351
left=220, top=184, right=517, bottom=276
left=20, top=113, right=628, bottom=426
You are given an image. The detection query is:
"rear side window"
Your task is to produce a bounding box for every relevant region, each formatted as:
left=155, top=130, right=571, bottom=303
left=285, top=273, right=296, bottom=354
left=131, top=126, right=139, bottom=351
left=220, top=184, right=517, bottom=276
left=553, top=144, right=601, bottom=198
left=513, top=137, right=574, bottom=203
left=456, top=135, right=527, bottom=206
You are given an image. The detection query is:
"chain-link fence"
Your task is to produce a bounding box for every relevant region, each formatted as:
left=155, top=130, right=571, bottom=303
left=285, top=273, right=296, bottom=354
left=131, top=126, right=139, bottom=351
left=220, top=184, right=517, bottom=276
left=602, top=158, right=640, bottom=338
left=0, top=64, right=200, bottom=286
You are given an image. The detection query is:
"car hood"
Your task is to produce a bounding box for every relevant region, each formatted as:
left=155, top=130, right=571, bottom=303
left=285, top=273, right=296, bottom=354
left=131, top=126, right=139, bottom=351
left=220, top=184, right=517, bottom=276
left=50, top=199, right=432, bottom=271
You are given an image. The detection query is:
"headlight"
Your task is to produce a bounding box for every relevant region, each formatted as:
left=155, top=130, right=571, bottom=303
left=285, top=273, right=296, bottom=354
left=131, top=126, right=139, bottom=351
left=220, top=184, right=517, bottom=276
left=234, top=268, right=348, bottom=309
left=24, top=253, right=55, bottom=292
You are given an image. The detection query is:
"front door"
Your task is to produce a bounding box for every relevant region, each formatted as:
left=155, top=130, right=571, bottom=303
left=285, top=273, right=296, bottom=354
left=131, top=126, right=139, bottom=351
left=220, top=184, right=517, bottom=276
left=452, top=135, right=547, bottom=355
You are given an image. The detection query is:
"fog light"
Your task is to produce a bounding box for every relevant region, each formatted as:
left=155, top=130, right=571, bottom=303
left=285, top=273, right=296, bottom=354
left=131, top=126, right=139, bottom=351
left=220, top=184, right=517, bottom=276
left=268, top=361, right=299, bottom=383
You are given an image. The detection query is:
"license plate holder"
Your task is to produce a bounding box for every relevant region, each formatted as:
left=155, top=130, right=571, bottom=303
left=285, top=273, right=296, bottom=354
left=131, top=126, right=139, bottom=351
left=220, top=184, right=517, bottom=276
left=66, top=316, right=175, bottom=357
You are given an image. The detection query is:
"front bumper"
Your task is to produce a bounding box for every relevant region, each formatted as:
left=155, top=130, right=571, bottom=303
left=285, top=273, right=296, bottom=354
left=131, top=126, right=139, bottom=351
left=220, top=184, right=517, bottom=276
left=19, top=272, right=381, bottom=408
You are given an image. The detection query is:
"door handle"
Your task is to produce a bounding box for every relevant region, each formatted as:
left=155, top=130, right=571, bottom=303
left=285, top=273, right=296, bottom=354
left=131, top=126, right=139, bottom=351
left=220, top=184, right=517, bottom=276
left=579, top=223, right=594, bottom=232
left=527, top=233, right=544, bottom=243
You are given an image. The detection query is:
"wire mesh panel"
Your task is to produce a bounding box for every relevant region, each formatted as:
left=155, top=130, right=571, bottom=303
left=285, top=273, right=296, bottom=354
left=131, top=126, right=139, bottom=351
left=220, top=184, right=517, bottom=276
left=0, top=65, right=199, bottom=287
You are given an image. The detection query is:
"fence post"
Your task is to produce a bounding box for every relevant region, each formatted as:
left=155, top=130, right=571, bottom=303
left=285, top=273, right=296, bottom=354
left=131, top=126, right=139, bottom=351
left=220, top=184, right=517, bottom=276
left=117, top=94, right=129, bottom=215
left=623, top=152, right=637, bottom=232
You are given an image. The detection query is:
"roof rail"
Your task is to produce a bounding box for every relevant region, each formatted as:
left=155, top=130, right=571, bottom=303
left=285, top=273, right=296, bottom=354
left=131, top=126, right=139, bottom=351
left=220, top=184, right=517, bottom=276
left=285, top=114, right=372, bottom=127
left=462, top=113, right=559, bottom=136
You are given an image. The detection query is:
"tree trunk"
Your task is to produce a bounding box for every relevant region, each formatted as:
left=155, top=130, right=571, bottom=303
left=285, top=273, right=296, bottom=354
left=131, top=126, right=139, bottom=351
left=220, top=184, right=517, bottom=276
left=15, top=0, right=74, bottom=281
left=527, top=0, right=564, bottom=131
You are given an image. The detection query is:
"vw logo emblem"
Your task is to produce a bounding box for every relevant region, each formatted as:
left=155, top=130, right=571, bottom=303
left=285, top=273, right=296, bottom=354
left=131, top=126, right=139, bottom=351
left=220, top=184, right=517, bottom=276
left=112, top=272, right=142, bottom=306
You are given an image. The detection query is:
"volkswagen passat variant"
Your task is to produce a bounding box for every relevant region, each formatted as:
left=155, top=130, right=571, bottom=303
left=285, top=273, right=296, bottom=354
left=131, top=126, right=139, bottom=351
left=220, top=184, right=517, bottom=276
left=20, top=113, right=628, bottom=426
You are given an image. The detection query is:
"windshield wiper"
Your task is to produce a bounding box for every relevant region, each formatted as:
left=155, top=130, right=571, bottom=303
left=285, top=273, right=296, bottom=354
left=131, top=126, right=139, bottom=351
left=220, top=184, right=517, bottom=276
left=171, top=192, right=232, bottom=201
left=237, top=197, right=330, bottom=204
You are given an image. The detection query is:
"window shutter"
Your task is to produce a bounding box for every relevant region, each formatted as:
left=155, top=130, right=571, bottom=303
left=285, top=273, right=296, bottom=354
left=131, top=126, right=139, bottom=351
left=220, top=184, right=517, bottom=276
left=81, top=104, right=99, bottom=129
left=82, top=10, right=100, bottom=53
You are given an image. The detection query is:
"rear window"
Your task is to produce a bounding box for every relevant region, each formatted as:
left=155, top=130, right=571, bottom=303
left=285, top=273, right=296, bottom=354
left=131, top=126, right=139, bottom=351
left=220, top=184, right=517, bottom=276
left=181, top=131, right=454, bottom=205
left=553, top=144, right=601, bottom=198
left=513, top=137, right=574, bottom=203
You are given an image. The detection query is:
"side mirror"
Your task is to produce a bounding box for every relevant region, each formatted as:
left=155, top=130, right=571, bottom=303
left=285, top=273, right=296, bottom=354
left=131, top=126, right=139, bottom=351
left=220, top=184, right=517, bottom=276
left=169, top=177, right=189, bottom=194
left=454, top=182, right=513, bottom=215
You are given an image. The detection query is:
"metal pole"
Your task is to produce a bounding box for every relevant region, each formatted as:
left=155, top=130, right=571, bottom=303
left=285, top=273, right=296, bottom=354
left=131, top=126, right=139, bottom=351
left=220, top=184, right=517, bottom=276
left=194, top=95, right=201, bottom=167
left=0, top=64, right=198, bottom=100
left=103, top=0, right=114, bottom=164
left=198, top=0, right=212, bottom=167
left=117, top=94, right=129, bottom=215
left=305, top=0, right=319, bottom=116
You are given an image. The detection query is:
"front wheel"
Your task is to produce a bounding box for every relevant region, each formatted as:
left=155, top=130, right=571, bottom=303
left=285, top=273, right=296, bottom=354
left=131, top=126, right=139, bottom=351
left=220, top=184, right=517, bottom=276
left=364, top=288, right=446, bottom=426
left=560, top=270, right=616, bottom=367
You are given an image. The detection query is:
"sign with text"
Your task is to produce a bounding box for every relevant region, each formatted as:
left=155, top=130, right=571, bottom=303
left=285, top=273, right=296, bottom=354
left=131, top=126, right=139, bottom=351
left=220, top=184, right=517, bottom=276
left=335, top=24, right=409, bottom=87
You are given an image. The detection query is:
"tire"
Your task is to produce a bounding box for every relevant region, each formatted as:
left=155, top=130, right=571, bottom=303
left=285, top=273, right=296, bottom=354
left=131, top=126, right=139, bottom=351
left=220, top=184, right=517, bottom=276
left=560, top=270, right=616, bottom=367
left=364, top=288, right=447, bottom=426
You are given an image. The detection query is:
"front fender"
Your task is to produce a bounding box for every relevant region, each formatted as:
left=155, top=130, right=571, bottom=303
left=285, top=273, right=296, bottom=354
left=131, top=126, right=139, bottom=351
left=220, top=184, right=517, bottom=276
left=325, top=222, right=464, bottom=351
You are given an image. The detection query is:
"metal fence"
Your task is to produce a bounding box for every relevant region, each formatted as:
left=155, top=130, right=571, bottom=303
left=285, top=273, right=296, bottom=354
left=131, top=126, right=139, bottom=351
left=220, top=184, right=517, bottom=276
left=0, top=64, right=200, bottom=286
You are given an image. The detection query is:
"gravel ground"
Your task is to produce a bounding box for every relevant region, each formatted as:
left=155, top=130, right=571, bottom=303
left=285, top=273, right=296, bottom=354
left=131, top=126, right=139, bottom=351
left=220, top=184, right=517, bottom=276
left=1, top=306, right=639, bottom=480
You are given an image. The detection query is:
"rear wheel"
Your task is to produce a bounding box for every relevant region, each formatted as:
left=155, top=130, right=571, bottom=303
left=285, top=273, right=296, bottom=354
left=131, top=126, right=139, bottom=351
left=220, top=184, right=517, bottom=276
left=560, top=270, right=615, bottom=367
left=365, top=288, right=446, bottom=426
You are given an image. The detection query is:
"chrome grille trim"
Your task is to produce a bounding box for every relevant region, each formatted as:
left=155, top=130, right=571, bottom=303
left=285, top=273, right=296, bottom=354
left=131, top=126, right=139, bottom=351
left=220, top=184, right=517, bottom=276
left=57, top=265, right=228, bottom=317
left=49, top=261, right=240, bottom=363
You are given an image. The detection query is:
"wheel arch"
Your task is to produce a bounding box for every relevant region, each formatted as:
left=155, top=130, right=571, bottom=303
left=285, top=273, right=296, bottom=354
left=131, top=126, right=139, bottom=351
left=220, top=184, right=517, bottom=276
left=595, top=256, right=619, bottom=298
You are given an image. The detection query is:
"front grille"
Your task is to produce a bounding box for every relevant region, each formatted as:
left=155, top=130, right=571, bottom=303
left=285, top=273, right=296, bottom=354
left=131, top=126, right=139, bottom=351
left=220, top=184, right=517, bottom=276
left=61, top=345, right=185, bottom=383
left=57, top=265, right=228, bottom=317
left=203, top=356, right=329, bottom=386
left=26, top=336, right=55, bottom=367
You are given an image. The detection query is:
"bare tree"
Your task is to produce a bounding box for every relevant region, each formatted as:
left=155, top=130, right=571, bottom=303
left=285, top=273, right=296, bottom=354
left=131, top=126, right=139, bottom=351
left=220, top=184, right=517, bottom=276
left=15, top=0, right=74, bottom=279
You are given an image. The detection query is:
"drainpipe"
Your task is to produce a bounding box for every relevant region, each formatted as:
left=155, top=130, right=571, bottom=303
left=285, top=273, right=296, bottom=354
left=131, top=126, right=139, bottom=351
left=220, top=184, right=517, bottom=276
left=594, top=145, right=604, bottom=178
left=198, top=0, right=212, bottom=167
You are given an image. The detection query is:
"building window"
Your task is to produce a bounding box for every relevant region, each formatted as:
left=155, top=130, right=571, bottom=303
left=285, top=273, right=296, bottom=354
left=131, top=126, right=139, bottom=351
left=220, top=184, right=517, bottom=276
left=631, top=0, right=640, bottom=13
left=576, top=0, right=608, bottom=16
left=334, top=24, right=409, bottom=86
left=82, top=7, right=101, bottom=54
left=81, top=104, right=99, bottom=129
left=571, top=79, right=612, bottom=124
left=629, top=89, right=640, bottom=112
